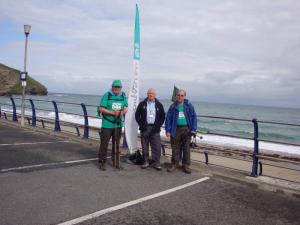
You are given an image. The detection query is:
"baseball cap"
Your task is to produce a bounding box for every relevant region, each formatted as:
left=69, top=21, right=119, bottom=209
left=112, top=80, right=122, bottom=87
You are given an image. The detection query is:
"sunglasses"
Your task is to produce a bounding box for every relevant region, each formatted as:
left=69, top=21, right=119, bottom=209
left=112, top=86, right=121, bottom=88
left=177, top=94, right=185, bottom=97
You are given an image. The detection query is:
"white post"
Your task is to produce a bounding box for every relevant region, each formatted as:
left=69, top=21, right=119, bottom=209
left=21, top=25, right=30, bottom=127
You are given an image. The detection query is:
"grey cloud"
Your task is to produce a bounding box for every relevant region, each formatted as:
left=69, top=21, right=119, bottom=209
left=0, top=0, right=300, bottom=108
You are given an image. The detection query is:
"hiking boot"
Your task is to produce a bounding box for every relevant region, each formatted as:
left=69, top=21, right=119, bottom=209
left=182, top=165, right=192, bottom=174
left=141, top=162, right=149, bottom=169
left=167, top=164, right=177, bottom=172
left=99, top=161, right=106, bottom=171
left=152, top=162, right=162, bottom=171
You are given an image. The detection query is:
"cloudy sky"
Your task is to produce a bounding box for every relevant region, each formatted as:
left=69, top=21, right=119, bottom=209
left=0, top=0, right=300, bottom=108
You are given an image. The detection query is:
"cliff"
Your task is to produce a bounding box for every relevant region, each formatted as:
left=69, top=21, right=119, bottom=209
left=0, top=63, right=47, bottom=96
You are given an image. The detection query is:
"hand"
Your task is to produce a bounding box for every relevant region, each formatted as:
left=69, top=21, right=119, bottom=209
left=166, top=132, right=170, bottom=137
left=113, top=110, right=121, bottom=117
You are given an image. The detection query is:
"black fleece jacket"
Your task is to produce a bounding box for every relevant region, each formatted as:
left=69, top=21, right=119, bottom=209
left=135, top=98, right=165, bottom=134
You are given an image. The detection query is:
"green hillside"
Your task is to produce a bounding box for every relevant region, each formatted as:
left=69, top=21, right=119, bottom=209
left=0, top=63, right=47, bottom=96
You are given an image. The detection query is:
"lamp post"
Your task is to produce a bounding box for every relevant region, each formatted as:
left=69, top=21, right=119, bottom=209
left=20, top=25, right=31, bottom=127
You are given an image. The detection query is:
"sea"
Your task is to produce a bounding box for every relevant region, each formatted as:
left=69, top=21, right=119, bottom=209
left=1, top=93, right=300, bottom=156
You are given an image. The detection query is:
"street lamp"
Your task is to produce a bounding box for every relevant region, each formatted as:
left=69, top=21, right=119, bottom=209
left=20, top=24, right=31, bottom=127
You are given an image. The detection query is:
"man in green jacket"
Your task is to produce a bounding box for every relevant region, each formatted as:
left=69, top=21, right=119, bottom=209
left=98, top=80, right=128, bottom=170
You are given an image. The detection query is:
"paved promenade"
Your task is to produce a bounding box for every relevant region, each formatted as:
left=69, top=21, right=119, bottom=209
left=0, top=122, right=299, bottom=225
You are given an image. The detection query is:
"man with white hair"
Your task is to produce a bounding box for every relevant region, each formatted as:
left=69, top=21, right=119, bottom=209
left=135, top=88, right=165, bottom=170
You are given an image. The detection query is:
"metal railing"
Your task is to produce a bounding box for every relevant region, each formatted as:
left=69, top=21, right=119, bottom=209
left=1, top=97, right=299, bottom=182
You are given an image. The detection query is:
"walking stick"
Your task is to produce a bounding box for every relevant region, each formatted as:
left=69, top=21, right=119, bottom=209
left=114, top=114, right=121, bottom=169
left=114, top=124, right=117, bottom=169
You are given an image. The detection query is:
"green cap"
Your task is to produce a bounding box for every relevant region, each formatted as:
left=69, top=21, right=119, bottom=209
left=112, top=80, right=122, bottom=87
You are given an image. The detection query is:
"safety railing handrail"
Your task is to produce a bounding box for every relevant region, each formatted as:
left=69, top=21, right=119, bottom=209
left=13, top=97, right=100, bottom=108
left=257, top=119, right=300, bottom=127
left=8, top=97, right=300, bottom=126
left=198, top=115, right=252, bottom=122
left=201, top=131, right=254, bottom=141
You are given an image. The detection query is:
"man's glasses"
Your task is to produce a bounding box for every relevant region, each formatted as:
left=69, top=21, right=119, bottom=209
left=113, top=86, right=121, bottom=88
left=177, top=94, right=185, bottom=97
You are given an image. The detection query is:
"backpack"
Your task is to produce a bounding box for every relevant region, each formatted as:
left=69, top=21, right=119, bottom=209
left=127, top=150, right=144, bottom=165
left=97, top=91, right=126, bottom=118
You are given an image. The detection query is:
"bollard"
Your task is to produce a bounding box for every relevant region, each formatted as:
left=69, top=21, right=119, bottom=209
left=81, top=103, right=89, bottom=139
left=29, top=99, right=36, bottom=126
left=250, top=118, right=259, bottom=177
left=204, top=151, right=209, bottom=165
left=10, top=97, right=18, bottom=122
left=52, top=101, right=61, bottom=132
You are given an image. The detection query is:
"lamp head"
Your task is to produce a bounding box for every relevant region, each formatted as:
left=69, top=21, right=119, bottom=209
left=24, top=25, right=31, bottom=35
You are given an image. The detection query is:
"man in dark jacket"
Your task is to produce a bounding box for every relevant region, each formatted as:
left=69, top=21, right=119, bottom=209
left=165, top=89, right=197, bottom=174
left=135, top=88, right=165, bottom=170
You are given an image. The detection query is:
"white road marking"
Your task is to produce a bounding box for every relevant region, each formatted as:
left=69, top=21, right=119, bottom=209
left=0, top=140, right=71, bottom=146
left=57, top=177, right=210, bottom=225
left=0, top=158, right=99, bottom=173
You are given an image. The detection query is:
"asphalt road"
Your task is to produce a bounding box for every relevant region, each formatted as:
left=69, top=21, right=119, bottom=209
left=0, top=122, right=299, bottom=225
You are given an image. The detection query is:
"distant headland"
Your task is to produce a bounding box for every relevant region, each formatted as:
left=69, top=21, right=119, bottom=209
left=0, top=63, right=47, bottom=96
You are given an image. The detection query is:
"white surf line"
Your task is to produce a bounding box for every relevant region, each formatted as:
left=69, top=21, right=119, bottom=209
left=0, top=158, right=99, bottom=173
left=57, top=177, right=210, bottom=225
left=0, top=140, right=71, bottom=146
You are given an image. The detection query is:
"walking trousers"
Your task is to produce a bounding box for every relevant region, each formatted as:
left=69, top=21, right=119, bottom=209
left=99, top=127, right=122, bottom=162
left=170, top=126, right=191, bottom=166
left=141, top=126, right=161, bottom=164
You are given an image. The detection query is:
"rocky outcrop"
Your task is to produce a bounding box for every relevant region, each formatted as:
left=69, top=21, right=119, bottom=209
left=0, top=63, right=47, bottom=96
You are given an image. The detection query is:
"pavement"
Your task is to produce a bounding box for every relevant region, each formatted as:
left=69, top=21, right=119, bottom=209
left=0, top=121, right=300, bottom=225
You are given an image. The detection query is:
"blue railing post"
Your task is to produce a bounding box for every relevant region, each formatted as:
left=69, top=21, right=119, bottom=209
left=41, top=119, right=45, bottom=128
left=29, top=99, right=36, bottom=126
left=122, top=132, right=128, bottom=148
left=10, top=97, right=18, bottom=122
left=204, top=152, right=209, bottom=165
left=81, top=103, right=89, bottom=139
left=250, top=118, right=259, bottom=177
left=52, top=101, right=61, bottom=132
left=161, top=144, right=165, bottom=156
left=259, top=161, right=263, bottom=176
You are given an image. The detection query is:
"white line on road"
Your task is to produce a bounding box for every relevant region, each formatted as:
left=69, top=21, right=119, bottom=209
left=57, top=177, right=210, bottom=225
left=0, top=140, right=71, bottom=146
left=0, top=158, right=99, bottom=173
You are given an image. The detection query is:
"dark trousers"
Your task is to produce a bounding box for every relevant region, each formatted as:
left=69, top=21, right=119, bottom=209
left=171, top=126, right=191, bottom=166
left=141, top=126, right=161, bottom=164
left=99, top=127, right=122, bottom=162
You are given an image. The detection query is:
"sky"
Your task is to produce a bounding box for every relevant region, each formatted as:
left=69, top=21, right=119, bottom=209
left=0, top=0, right=300, bottom=108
